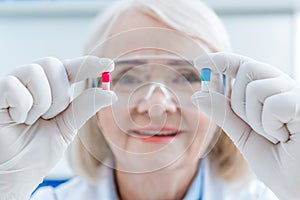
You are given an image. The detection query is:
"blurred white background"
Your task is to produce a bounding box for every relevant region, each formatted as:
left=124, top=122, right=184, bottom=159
left=0, top=0, right=299, bottom=179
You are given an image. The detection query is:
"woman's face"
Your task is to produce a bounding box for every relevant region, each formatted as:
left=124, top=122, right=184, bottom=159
left=95, top=9, right=218, bottom=173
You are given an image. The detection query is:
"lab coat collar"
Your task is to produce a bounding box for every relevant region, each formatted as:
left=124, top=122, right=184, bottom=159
left=51, top=158, right=277, bottom=200
left=97, top=160, right=206, bottom=200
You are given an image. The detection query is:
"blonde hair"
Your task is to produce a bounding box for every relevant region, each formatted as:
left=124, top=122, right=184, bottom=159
left=70, top=0, right=249, bottom=183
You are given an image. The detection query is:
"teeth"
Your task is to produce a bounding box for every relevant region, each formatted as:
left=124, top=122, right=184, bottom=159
left=137, top=131, right=178, bottom=136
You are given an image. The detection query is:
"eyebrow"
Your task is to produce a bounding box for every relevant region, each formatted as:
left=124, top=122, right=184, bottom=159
left=115, top=60, right=147, bottom=66
left=167, top=59, right=193, bottom=66
left=115, top=58, right=193, bottom=66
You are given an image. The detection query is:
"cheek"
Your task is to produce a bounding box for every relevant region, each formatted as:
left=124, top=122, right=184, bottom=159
left=185, top=108, right=216, bottom=152
left=96, top=106, right=128, bottom=148
left=197, top=114, right=212, bottom=134
left=186, top=108, right=211, bottom=135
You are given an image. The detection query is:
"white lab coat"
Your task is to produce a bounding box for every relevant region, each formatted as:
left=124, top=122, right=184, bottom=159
left=31, top=159, right=279, bottom=200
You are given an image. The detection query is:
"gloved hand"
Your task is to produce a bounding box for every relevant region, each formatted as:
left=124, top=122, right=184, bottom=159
left=0, top=56, right=117, bottom=200
left=191, top=52, right=300, bottom=200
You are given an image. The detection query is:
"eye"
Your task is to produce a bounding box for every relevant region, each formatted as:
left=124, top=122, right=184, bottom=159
left=113, top=74, right=142, bottom=85
left=173, top=72, right=200, bottom=83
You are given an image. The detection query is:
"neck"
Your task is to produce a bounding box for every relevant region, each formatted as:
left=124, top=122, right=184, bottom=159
left=114, top=160, right=200, bottom=200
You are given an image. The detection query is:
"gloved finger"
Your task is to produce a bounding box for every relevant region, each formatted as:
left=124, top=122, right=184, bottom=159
left=56, top=88, right=117, bottom=143
left=0, top=109, right=13, bottom=124
left=194, top=52, right=284, bottom=79
left=190, top=90, right=273, bottom=149
left=193, top=52, right=255, bottom=78
left=0, top=76, right=33, bottom=123
left=63, top=56, right=114, bottom=84
left=191, top=91, right=252, bottom=146
left=190, top=91, right=279, bottom=174
left=9, top=64, right=52, bottom=125
left=231, top=61, right=291, bottom=120
left=191, top=89, right=300, bottom=200
left=262, top=88, right=300, bottom=143
left=33, top=57, right=70, bottom=120
left=245, top=77, right=294, bottom=143
left=194, top=52, right=289, bottom=121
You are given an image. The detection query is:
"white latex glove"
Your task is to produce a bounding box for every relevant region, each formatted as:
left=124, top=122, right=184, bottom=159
left=191, top=52, right=300, bottom=200
left=0, top=56, right=117, bottom=200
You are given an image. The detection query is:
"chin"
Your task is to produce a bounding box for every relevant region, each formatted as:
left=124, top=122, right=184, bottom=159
left=114, top=148, right=195, bottom=173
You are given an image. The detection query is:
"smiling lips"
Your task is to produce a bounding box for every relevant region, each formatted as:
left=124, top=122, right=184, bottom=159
left=129, top=127, right=183, bottom=143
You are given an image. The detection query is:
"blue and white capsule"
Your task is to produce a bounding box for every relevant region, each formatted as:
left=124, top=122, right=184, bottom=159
left=201, top=68, right=211, bottom=92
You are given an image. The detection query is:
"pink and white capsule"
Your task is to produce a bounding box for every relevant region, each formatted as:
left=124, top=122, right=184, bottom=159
left=102, top=72, right=110, bottom=90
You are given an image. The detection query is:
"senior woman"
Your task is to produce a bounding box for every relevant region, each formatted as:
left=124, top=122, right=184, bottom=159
left=35, top=0, right=276, bottom=199
left=1, top=0, right=298, bottom=200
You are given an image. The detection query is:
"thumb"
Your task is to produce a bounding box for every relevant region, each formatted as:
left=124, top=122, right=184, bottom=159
left=57, top=88, right=117, bottom=142
left=190, top=91, right=270, bottom=153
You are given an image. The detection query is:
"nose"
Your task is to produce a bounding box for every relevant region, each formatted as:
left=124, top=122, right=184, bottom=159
left=136, top=83, right=177, bottom=116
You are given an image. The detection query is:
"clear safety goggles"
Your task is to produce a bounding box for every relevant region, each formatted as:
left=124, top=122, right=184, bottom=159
left=89, top=54, right=225, bottom=107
